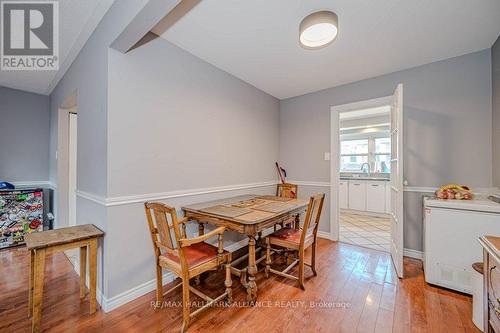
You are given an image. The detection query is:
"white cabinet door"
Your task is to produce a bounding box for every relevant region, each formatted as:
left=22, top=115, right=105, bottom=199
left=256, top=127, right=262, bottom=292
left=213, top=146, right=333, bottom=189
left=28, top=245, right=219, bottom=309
left=348, top=180, right=366, bottom=211
left=366, top=181, right=386, bottom=213
left=385, top=181, right=391, bottom=212
left=339, top=180, right=349, bottom=209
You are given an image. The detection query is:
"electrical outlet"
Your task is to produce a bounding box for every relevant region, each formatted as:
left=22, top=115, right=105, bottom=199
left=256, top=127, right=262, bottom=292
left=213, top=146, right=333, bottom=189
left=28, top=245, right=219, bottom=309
left=324, top=152, right=331, bottom=161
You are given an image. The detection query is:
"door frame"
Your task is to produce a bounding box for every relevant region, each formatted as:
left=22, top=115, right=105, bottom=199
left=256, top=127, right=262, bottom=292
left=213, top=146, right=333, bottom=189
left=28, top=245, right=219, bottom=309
left=56, top=91, right=77, bottom=229
left=329, top=95, right=393, bottom=242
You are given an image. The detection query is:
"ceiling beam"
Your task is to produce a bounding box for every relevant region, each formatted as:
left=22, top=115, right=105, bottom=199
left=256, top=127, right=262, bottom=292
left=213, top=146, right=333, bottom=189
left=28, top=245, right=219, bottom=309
left=110, top=0, right=182, bottom=53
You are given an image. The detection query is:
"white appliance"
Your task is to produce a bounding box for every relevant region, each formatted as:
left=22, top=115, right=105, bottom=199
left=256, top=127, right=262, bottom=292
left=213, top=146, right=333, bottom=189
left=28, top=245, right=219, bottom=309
left=423, top=195, right=500, bottom=294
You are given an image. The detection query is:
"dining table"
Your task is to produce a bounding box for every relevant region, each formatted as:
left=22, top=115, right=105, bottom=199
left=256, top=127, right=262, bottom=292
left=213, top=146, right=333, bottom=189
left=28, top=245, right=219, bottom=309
left=182, top=194, right=308, bottom=303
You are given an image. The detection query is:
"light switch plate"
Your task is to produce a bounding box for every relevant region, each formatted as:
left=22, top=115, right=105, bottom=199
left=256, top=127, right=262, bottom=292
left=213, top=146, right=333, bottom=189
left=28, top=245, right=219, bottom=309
left=324, top=152, right=331, bottom=161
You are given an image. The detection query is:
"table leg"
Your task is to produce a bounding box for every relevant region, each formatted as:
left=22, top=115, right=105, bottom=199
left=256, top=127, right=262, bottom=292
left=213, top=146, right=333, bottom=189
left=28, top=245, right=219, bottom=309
left=294, top=213, right=300, bottom=230
left=32, top=248, right=46, bottom=333
left=28, top=250, right=34, bottom=317
left=89, top=238, right=97, bottom=314
left=80, top=245, right=87, bottom=299
left=246, top=235, right=257, bottom=304
left=198, top=222, right=204, bottom=236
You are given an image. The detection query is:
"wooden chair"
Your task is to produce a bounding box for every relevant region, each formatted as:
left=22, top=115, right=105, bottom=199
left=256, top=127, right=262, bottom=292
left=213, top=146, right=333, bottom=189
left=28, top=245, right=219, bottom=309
left=264, top=193, right=325, bottom=290
left=276, top=183, right=299, bottom=230
left=276, top=182, right=298, bottom=198
left=144, top=202, right=232, bottom=333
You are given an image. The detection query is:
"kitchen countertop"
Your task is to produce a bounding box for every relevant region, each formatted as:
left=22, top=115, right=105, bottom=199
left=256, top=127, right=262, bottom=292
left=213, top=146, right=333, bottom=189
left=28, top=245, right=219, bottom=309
left=340, top=177, right=390, bottom=181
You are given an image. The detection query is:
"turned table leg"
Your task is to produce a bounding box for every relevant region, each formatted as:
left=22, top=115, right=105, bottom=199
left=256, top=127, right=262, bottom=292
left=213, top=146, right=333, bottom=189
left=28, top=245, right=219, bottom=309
left=246, top=235, right=257, bottom=304
left=198, top=223, right=204, bottom=236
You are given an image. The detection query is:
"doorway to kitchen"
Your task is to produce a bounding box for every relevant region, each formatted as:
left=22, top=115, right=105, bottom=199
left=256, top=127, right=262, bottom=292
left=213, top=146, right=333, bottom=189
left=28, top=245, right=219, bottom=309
left=330, top=85, right=405, bottom=278
left=338, top=105, right=391, bottom=252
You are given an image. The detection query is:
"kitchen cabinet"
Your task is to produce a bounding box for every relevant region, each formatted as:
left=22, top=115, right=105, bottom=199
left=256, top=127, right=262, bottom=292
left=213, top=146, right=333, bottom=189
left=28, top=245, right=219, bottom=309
left=342, top=178, right=389, bottom=214
left=348, top=180, right=366, bottom=211
left=366, top=181, right=386, bottom=213
left=339, top=180, right=349, bottom=209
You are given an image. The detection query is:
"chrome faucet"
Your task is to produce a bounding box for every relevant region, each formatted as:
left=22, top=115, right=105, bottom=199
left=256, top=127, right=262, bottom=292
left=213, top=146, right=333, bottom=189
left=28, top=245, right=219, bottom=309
left=360, top=162, right=371, bottom=176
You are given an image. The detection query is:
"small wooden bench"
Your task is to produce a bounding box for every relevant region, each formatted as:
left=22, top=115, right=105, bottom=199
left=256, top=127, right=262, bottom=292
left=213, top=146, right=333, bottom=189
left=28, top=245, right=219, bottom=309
left=25, top=224, right=104, bottom=333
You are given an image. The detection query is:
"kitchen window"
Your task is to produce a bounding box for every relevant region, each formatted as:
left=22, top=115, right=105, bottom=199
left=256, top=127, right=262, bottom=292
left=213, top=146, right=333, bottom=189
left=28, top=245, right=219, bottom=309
left=340, top=137, right=390, bottom=173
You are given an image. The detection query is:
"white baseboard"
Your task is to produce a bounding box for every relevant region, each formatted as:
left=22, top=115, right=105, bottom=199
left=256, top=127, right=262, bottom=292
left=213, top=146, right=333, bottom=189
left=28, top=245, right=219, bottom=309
left=317, top=231, right=333, bottom=240
left=66, top=251, right=175, bottom=313
left=102, top=272, right=175, bottom=312
left=403, top=248, right=423, bottom=260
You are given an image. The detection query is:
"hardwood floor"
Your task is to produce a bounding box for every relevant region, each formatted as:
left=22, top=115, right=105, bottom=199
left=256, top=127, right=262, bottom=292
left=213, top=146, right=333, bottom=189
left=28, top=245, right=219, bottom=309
left=0, top=239, right=480, bottom=333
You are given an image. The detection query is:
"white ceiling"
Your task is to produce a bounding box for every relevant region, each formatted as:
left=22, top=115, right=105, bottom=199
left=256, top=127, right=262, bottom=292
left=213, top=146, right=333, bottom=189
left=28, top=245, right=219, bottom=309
left=160, top=0, right=500, bottom=99
left=0, top=0, right=113, bottom=95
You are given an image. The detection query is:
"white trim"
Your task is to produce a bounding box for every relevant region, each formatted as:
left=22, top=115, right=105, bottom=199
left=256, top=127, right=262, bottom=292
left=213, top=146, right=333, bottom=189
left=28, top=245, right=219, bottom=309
left=331, top=96, right=394, bottom=248
left=9, top=181, right=56, bottom=189
left=403, top=248, right=423, bottom=260
left=68, top=253, right=175, bottom=313
left=75, top=181, right=279, bottom=207
left=403, top=186, right=498, bottom=195
left=403, top=186, right=436, bottom=193
left=331, top=96, right=393, bottom=114
left=102, top=272, right=175, bottom=312
left=283, top=183, right=498, bottom=196
left=286, top=180, right=331, bottom=188
left=75, top=190, right=107, bottom=205
left=317, top=231, right=334, bottom=240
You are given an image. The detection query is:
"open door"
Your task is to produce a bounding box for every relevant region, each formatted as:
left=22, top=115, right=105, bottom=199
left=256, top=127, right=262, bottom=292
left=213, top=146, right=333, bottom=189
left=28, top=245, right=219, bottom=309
left=390, top=84, right=404, bottom=278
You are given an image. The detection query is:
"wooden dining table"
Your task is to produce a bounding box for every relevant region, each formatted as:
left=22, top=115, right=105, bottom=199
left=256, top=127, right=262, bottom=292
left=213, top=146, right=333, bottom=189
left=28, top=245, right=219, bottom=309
left=182, top=194, right=308, bottom=303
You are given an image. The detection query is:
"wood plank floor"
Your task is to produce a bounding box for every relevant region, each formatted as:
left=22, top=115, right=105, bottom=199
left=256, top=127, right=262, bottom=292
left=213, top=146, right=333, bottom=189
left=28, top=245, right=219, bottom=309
left=0, top=239, right=480, bottom=333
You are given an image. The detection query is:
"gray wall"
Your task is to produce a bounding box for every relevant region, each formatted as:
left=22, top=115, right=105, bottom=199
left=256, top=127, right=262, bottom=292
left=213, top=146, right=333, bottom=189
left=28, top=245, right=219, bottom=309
left=0, top=86, right=50, bottom=182
left=105, top=38, right=280, bottom=297
left=493, top=35, right=500, bottom=188
left=107, top=38, right=280, bottom=197
left=280, top=49, right=493, bottom=251
left=48, top=0, right=151, bottom=298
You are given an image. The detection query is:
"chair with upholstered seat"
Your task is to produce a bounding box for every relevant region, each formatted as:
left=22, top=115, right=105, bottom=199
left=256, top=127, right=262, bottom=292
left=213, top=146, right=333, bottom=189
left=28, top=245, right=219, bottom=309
left=144, top=202, right=232, bottom=333
left=276, top=182, right=298, bottom=198
left=275, top=183, right=299, bottom=230
left=264, top=193, right=325, bottom=290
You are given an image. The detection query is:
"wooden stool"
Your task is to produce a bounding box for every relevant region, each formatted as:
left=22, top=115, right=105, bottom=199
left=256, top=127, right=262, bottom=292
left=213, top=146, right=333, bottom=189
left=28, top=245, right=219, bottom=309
left=25, top=224, right=104, bottom=333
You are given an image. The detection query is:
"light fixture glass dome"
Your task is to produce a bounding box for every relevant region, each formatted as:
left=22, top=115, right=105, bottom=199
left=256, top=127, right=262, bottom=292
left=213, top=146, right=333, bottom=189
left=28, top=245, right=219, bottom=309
left=299, top=11, right=338, bottom=50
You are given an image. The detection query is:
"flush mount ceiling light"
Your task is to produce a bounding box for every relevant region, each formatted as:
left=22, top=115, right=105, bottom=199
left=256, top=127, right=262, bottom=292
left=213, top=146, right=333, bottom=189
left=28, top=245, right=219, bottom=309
left=299, top=11, right=338, bottom=50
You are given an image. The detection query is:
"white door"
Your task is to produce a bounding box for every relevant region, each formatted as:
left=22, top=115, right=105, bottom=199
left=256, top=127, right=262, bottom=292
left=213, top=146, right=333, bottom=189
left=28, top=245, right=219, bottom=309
left=68, top=113, right=77, bottom=228
left=390, top=84, right=404, bottom=278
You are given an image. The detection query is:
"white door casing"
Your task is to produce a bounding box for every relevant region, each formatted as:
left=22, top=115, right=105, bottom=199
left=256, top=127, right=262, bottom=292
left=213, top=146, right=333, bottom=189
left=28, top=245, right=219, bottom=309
left=68, top=113, right=77, bottom=227
left=390, top=84, right=404, bottom=278
left=330, top=95, right=392, bottom=242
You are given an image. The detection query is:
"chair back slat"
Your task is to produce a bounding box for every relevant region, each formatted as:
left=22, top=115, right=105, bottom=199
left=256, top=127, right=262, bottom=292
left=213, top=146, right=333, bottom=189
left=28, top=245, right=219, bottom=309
left=276, top=183, right=298, bottom=198
left=144, top=202, right=183, bottom=254
left=153, top=209, right=175, bottom=250
left=301, top=193, right=325, bottom=244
